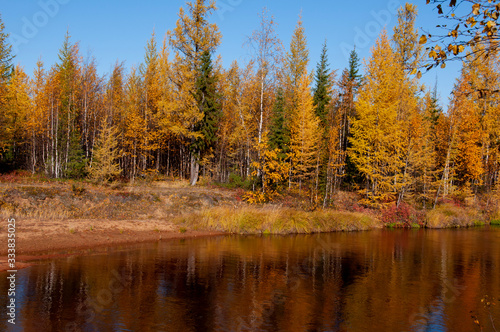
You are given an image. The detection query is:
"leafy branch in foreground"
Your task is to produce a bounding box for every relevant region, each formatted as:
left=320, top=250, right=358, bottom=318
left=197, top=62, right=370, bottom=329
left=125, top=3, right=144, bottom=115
left=419, top=0, right=499, bottom=73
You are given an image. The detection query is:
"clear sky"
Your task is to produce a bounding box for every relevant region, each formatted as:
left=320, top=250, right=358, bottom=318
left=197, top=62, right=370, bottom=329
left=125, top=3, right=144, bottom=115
left=1, top=0, right=461, bottom=108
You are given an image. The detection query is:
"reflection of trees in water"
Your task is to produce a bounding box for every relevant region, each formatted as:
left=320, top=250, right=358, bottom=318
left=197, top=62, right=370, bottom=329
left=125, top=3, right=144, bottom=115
left=1, top=230, right=499, bottom=331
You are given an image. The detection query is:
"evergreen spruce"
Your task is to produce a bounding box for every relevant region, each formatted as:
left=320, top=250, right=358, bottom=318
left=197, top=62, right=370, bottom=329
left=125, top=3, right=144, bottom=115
left=0, top=15, right=14, bottom=167
left=312, top=41, right=332, bottom=128
left=348, top=47, right=362, bottom=83
left=191, top=50, right=221, bottom=165
left=343, top=47, right=363, bottom=188
left=0, top=15, right=13, bottom=84
left=268, top=88, right=289, bottom=157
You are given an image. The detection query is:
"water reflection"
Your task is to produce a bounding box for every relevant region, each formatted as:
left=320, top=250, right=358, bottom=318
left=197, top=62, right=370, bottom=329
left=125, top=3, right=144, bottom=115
left=1, top=228, right=499, bottom=331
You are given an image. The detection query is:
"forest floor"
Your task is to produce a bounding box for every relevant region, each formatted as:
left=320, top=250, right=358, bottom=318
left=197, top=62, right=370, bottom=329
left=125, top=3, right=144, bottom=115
left=0, top=174, right=498, bottom=271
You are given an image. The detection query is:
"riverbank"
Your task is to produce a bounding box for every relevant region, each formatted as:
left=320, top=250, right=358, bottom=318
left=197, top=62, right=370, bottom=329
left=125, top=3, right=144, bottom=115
left=0, top=218, right=222, bottom=271
left=0, top=178, right=498, bottom=265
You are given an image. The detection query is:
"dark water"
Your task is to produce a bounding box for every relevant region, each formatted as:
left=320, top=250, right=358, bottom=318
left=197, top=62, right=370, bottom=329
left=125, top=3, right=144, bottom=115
left=1, top=228, right=500, bottom=332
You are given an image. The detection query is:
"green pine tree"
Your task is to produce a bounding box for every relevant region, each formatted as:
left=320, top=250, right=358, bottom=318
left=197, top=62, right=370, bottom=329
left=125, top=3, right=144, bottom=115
left=426, top=78, right=442, bottom=127
left=0, top=15, right=15, bottom=168
left=268, top=88, right=289, bottom=157
left=190, top=50, right=221, bottom=184
left=312, top=42, right=333, bottom=194
left=343, top=47, right=363, bottom=189
left=0, top=15, right=14, bottom=83
left=348, top=47, right=362, bottom=83
left=66, top=132, right=87, bottom=179
left=312, top=41, right=332, bottom=128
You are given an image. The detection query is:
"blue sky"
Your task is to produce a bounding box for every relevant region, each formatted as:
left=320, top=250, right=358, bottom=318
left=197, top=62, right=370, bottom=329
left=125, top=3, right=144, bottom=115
left=1, top=0, right=461, bottom=108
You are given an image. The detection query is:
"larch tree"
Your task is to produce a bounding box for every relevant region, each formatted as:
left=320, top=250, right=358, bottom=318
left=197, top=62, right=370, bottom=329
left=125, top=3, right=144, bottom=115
left=106, top=61, right=125, bottom=173
left=393, top=3, right=423, bottom=71
left=283, top=15, right=309, bottom=109
left=392, top=3, right=424, bottom=206
left=27, top=60, right=48, bottom=173
left=217, top=60, right=255, bottom=181
left=4, top=66, right=30, bottom=168
left=122, top=67, right=146, bottom=180
left=140, top=32, right=162, bottom=172
left=216, top=61, right=240, bottom=182
left=79, top=55, right=103, bottom=163
left=348, top=31, right=405, bottom=206
left=453, top=73, right=485, bottom=188
left=289, top=69, right=321, bottom=197
left=55, top=32, right=85, bottom=178
left=462, top=45, right=500, bottom=191
left=414, top=91, right=440, bottom=208
left=88, top=116, right=121, bottom=183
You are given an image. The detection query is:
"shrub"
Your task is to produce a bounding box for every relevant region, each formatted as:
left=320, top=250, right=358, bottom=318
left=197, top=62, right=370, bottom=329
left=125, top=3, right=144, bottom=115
left=219, top=173, right=252, bottom=190
left=381, top=203, right=425, bottom=228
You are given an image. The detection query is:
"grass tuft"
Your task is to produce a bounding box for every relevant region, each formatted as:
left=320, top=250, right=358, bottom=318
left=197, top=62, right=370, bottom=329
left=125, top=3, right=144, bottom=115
left=178, top=206, right=380, bottom=234
left=426, top=204, right=481, bottom=228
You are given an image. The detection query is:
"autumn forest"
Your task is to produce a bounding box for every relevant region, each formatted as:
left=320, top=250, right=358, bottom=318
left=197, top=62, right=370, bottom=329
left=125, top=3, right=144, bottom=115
left=1, top=0, right=499, bottom=211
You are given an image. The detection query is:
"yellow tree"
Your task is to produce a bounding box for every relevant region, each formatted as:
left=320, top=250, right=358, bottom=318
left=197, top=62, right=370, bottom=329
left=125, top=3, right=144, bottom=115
left=141, top=31, right=162, bottom=172
left=411, top=91, right=440, bottom=208
left=79, top=56, right=104, bottom=162
left=106, top=61, right=125, bottom=173
left=393, top=3, right=423, bottom=71
left=122, top=68, right=147, bottom=180
left=216, top=61, right=252, bottom=182
left=391, top=3, right=427, bottom=206
left=156, top=37, right=176, bottom=176
left=27, top=60, right=48, bottom=173
left=55, top=32, right=85, bottom=178
left=87, top=116, right=121, bottom=183
left=289, top=70, right=321, bottom=197
left=348, top=31, right=404, bottom=206
left=4, top=66, right=31, bottom=165
left=462, top=44, right=500, bottom=191
left=283, top=15, right=309, bottom=108
left=452, top=73, right=484, bottom=186
left=433, top=105, right=459, bottom=205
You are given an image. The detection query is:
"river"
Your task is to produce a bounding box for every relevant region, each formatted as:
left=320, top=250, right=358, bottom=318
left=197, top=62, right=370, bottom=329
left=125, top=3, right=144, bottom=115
left=1, top=228, right=500, bottom=331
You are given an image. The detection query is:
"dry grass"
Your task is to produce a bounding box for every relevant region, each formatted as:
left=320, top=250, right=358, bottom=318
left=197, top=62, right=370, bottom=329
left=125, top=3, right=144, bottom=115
left=178, top=206, right=381, bottom=234
left=0, top=182, right=232, bottom=221
left=151, top=180, right=191, bottom=189
left=426, top=204, right=484, bottom=228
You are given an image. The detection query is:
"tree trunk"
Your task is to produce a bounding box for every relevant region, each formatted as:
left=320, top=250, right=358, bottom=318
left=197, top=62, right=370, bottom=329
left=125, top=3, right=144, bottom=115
left=190, top=153, right=200, bottom=186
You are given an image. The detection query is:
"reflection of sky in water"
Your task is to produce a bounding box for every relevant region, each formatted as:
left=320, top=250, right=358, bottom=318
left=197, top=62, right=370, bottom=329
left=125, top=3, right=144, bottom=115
left=409, top=300, right=447, bottom=332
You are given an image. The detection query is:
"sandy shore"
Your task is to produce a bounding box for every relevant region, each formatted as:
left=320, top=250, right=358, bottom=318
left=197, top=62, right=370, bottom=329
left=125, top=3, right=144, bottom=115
left=0, top=217, right=224, bottom=272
